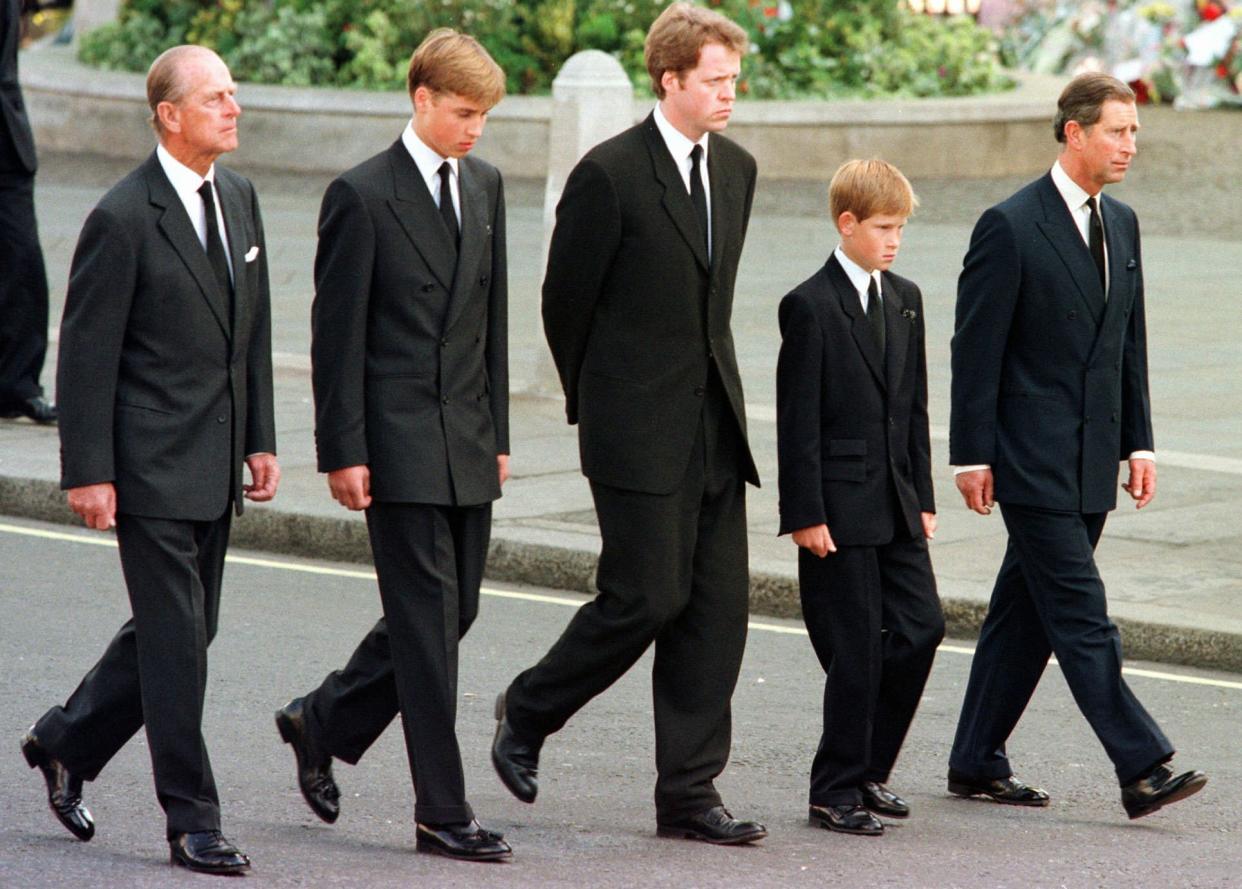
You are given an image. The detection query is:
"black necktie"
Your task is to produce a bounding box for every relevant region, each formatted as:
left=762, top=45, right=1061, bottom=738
left=867, top=275, right=885, bottom=356
left=1088, top=195, right=1106, bottom=293
left=197, top=181, right=233, bottom=306
left=690, top=144, right=709, bottom=261
left=438, top=161, right=459, bottom=251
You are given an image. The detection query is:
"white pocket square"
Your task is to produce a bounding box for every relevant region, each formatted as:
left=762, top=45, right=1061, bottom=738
left=244, top=245, right=260, bottom=263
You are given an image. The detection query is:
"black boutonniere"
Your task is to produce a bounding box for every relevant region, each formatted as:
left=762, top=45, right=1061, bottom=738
left=901, top=308, right=918, bottom=322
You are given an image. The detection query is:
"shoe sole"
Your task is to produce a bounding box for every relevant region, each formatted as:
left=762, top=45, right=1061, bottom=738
left=808, top=813, right=884, bottom=836
left=1125, top=773, right=1208, bottom=820
left=170, top=853, right=251, bottom=875
left=655, top=826, right=768, bottom=845
left=862, top=804, right=909, bottom=819
left=415, top=839, right=512, bottom=862
left=274, top=706, right=339, bottom=825
left=947, top=782, right=1050, bottom=807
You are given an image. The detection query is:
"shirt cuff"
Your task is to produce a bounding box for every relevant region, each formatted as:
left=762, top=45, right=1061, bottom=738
left=953, top=464, right=990, bottom=475
left=1128, top=451, right=1155, bottom=462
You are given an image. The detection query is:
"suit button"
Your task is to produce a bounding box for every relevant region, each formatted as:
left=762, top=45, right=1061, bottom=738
left=216, top=415, right=227, bottom=424
left=422, top=283, right=435, bottom=292
left=479, top=275, right=489, bottom=286
left=442, top=396, right=450, bottom=405
left=1067, top=310, right=1077, bottom=320
left=1111, top=413, right=1118, bottom=422
left=440, top=338, right=448, bottom=347
left=1115, top=361, right=1121, bottom=370
left=694, top=386, right=705, bottom=397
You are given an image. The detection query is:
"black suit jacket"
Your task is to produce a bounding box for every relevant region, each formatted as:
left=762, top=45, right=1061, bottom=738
left=57, top=151, right=276, bottom=519
left=542, top=114, right=758, bottom=494
left=776, top=256, right=934, bottom=545
left=0, top=0, right=36, bottom=175
left=311, top=140, right=508, bottom=507
left=949, top=172, right=1153, bottom=514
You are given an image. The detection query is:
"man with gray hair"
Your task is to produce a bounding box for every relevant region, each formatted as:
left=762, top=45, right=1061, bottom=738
left=20, top=45, right=276, bottom=875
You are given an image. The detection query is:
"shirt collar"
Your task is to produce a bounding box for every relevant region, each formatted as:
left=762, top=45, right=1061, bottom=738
left=834, top=245, right=880, bottom=297
left=156, top=143, right=215, bottom=197
left=653, top=103, right=709, bottom=167
left=1051, top=159, right=1096, bottom=215
left=402, top=121, right=458, bottom=185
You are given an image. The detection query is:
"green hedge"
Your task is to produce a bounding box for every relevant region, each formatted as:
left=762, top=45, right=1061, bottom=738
left=79, top=0, right=1011, bottom=99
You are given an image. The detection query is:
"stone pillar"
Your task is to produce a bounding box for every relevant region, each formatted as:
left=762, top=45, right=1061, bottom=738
left=72, top=0, right=122, bottom=43
left=530, top=50, right=634, bottom=395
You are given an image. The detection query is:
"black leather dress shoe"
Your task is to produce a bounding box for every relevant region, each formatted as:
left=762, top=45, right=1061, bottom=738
left=491, top=692, right=541, bottom=804
left=20, top=730, right=94, bottom=841
left=860, top=781, right=909, bottom=818
left=415, top=820, right=512, bottom=861
left=657, top=806, right=768, bottom=845
left=809, top=804, right=884, bottom=836
left=1121, top=763, right=1207, bottom=820
left=169, top=830, right=251, bottom=875
left=1, top=396, right=57, bottom=424
left=948, top=769, right=1050, bottom=806
left=275, top=697, right=340, bottom=823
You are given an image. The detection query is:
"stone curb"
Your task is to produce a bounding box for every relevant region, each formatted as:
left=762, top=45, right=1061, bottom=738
left=4, top=473, right=1239, bottom=674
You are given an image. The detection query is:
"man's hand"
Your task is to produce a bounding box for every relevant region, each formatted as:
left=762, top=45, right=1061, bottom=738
left=498, top=453, right=510, bottom=487
left=792, top=523, right=836, bottom=558
left=244, top=452, right=280, bottom=502
left=1122, top=457, right=1156, bottom=509
left=328, top=464, right=372, bottom=511
left=956, top=468, right=994, bottom=515
left=921, top=511, right=937, bottom=540
left=67, top=483, right=116, bottom=530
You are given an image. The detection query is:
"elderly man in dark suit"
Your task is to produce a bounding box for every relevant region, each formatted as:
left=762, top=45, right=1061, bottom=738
left=947, top=72, right=1204, bottom=821
left=490, top=2, right=765, bottom=845
left=20, top=45, right=277, bottom=875
left=0, top=0, right=56, bottom=423
left=272, top=29, right=511, bottom=862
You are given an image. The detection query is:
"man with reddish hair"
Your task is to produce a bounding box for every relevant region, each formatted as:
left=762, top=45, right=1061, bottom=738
left=491, top=2, right=766, bottom=844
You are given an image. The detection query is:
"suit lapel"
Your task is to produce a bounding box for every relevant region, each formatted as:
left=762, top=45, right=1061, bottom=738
left=442, top=159, right=489, bottom=333
left=881, top=273, right=909, bottom=389
left=386, top=141, right=457, bottom=292
left=146, top=154, right=232, bottom=341
left=642, top=117, right=709, bottom=273
left=1034, top=173, right=1106, bottom=325
left=707, top=136, right=739, bottom=282
left=1092, top=194, right=1134, bottom=355
left=826, top=256, right=886, bottom=391
left=217, top=172, right=250, bottom=343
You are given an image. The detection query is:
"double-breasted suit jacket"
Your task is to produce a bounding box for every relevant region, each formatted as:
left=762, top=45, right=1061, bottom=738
left=311, top=140, right=508, bottom=504
left=777, top=255, right=934, bottom=545
left=58, top=151, right=276, bottom=516
left=949, top=172, right=1153, bottom=513
left=542, top=114, right=758, bottom=493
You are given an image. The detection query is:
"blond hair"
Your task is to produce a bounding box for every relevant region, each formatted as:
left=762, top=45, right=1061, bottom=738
left=829, top=159, right=918, bottom=225
left=644, top=2, right=748, bottom=99
left=407, top=28, right=506, bottom=108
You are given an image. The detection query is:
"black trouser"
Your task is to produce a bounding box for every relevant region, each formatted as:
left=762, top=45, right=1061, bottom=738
left=505, top=379, right=750, bottom=821
left=799, top=533, right=943, bottom=807
left=950, top=504, right=1173, bottom=785
left=34, top=510, right=232, bottom=838
left=0, top=172, right=49, bottom=405
left=304, top=501, right=490, bottom=826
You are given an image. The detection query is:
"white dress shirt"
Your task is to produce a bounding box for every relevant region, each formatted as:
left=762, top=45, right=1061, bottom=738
left=156, top=143, right=232, bottom=282
left=953, top=164, right=1152, bottom=475
left=834, top=245, right=882, bottom=313
left=402, top=121, right=460, bottom=226
left=653, top=103, right=712, bottom=258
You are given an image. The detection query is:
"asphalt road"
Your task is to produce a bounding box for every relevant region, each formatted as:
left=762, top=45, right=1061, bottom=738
left=1, top=516, right=1239, bottom=888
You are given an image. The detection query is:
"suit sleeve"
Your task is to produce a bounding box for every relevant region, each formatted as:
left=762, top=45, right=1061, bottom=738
left=56, top=205, right=137, bottom=489
left=906, top=282, right=935, bottom=513
left=540, top=157, right=621, bottom=425
left=775, top=290, right=827, bottom=535
left=488, top=172, right=510, bottom=455
left=1119, top=215, right=1154, bottom=457
left=949, top=206, right=1021, bottom=466
left=244, top=182, right=277, bottom=456
left=311, top=178, right=375, bottom=472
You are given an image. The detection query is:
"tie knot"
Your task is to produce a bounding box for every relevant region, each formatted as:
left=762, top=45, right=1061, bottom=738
left=690, top=144, right=703, bottom=169
left=868, top=274, right=880, bottom=300
left=198, top=180, right=215, bottom=206
left=438, top=161, right=453, bottom=182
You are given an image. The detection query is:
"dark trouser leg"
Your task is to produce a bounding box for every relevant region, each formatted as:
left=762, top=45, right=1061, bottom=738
left=0, top=175, right=49, bottom=404
left=800, top=545, right=883, bottom=807
left=365, top=501, right=489, bottom=825
left=998, top=505, right=1172, bottom=783
left=949, top=535, right=1055, bottom=779
left=866, top=535, right=943, bottom=783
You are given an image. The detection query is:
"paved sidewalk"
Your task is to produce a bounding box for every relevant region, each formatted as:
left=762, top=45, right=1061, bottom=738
left=3, top=105, right=1241, bottom=669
